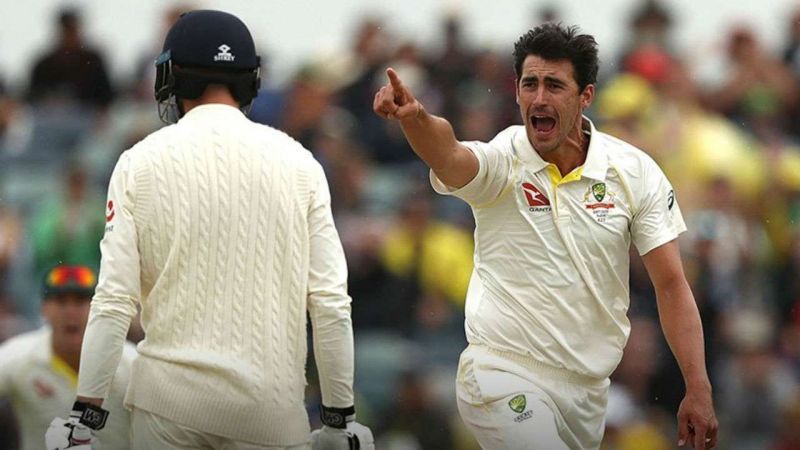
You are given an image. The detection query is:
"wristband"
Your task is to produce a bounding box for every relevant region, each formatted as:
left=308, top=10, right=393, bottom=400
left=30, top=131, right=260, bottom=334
left=320, top=405, right=355, bottom=429
left=72, top=401, right=109, bottom=430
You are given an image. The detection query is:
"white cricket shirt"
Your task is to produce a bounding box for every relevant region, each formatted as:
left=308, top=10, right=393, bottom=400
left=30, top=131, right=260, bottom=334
left=432, top=118, right=686, bottom=380
left=77, top=104, right=355, bottom=445
left=0, top=327, right=135, bottom=450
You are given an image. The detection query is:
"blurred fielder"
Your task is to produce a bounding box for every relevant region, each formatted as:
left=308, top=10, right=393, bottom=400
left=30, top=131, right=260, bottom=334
left=374, top=23, right=717, bottom=450
left=46, top=10, right=372, bottom=450
left=0, top=264, right=134, bottom=450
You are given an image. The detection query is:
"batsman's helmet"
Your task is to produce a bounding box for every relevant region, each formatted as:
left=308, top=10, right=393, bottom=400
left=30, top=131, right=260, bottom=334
left=154, top=10, right=261, bottom=123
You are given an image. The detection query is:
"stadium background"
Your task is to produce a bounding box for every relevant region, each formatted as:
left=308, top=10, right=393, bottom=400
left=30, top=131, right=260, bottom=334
left=0, top=0, right=799, bottom=448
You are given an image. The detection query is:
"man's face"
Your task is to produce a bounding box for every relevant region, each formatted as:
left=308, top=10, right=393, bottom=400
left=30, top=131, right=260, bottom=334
left=516, top=55, right=594, bottom=154
left=42, top=293, right=91, bottom=351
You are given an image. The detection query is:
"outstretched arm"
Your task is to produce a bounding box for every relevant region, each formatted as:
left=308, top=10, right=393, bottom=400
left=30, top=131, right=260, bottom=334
left=373, top=68, right=478, bottom=188
left=641, top=240, right=718, bottom=450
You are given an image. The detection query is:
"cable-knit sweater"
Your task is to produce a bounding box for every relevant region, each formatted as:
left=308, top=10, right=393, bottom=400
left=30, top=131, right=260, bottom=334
left=77, top=104, right=354, bottom=445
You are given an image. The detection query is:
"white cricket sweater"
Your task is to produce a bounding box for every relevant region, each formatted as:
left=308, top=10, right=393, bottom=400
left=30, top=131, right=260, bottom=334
left=77, top=104, right=355, bottom=445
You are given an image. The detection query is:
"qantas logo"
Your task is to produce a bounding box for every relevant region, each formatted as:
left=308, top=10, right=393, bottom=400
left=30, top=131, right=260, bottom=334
left=522, top=183, right=550, bottom=207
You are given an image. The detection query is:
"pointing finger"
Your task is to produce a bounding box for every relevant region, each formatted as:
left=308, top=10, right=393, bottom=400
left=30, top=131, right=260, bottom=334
left=386, top=68, right=407, bottom=103
left=387, top=68, right=403, bottom=89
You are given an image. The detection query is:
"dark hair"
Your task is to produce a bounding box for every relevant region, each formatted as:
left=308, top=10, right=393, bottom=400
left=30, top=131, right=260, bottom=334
left=58, top=7, right=80, bottom=30
left=513, top=23, right=599, bottom=91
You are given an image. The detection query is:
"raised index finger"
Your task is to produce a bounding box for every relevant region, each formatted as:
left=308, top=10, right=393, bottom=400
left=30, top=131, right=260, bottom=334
left=386, top=68, right=408, bottom=105
left=387, top=68, right=403, bottom=89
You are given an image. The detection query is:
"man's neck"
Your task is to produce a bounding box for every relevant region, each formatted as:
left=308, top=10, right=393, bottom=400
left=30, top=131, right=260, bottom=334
left=542, top=118, right=590, bottom=176
left=181, top=85, right=239, bottom=113
left=52, top=343, right=81, bottom=373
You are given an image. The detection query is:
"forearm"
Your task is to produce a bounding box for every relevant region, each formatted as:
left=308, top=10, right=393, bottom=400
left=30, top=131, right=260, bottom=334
left=310, top=301, right=355, bottom=407
left=655, top=278, right=711, bottom=392
left=398, top=107, right=459, bottom=170
left=398, top=107, right=474, bottom=189
left=77, top=298, right=136, bottom=403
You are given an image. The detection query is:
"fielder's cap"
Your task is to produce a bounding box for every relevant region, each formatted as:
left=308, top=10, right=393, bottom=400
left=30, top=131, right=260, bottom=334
left=161, top=9, right=259, bottom=71
left=43, top=264, right=97, bottom=298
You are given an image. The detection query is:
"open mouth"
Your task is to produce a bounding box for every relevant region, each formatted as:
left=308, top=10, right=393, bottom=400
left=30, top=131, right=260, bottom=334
left=531, top=115, right=556, bottom=134
left=64, top=324, right=81, bottom=335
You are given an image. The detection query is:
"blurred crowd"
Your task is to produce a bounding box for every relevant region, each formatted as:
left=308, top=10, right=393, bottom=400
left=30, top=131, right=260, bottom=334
left=1, top=1, right=799, bottom=449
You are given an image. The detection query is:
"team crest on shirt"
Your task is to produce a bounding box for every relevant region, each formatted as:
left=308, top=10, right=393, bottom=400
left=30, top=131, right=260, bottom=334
left=592, top=182, right=606, bottom=202
left=508, top=394, right=534, bottom=422
left=509, top=394, right=526, bottom=413
left=521, top=182, right=551, bottom=212
left=584, top=183, right=617, bottom=223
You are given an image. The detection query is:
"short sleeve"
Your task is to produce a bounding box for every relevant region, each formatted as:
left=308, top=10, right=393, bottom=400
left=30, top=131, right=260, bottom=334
left=631, top=158, right=687, bottom=255
left=429, top=134, right=514, bottom=207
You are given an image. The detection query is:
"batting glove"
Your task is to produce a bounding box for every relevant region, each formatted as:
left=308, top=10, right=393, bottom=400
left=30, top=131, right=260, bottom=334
left=45, top=402, right=109, bottom=450
left=311, top=405, right=374, bottom=450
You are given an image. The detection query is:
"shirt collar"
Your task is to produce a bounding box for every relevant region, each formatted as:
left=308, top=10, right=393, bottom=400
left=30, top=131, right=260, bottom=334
left=513, top=116, right=608, bottom=181
left=179, top=103, right=246, bottom=123
left=580, top=118, right=609, bottom=182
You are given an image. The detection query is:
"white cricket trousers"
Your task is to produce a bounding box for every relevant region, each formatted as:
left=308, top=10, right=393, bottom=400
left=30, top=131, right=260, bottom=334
left=131, top=407, right=311, bottom=450
left=455, top=344, right=609, bottom=450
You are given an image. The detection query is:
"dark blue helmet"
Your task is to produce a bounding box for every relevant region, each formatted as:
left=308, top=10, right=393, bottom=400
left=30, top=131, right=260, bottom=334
left=154, top=10, right=261, bottom=123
